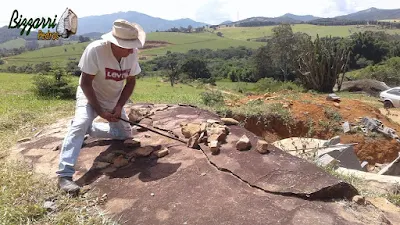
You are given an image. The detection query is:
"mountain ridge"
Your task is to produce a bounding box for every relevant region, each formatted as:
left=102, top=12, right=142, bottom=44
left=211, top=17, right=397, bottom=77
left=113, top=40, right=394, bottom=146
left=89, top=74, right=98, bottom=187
left=75, top=11, right=208, bottom=34
left=1, top=7, right=400, bottom=45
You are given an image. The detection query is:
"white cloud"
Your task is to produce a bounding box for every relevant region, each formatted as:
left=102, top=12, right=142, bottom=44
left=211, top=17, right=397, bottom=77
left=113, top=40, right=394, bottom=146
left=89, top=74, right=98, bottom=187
left=1, top=0, right=400, bottom=27
left=195, top=0, right=232, bottom=24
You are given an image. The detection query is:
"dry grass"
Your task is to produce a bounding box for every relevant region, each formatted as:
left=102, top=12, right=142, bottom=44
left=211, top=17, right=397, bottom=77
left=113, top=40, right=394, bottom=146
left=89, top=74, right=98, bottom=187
left=0, top=159, right=118, bottom=225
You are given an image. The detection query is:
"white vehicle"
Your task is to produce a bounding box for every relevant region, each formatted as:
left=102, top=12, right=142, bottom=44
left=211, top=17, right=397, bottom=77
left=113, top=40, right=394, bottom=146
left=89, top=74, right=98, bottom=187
left=379, top=87, right=400, bottom=108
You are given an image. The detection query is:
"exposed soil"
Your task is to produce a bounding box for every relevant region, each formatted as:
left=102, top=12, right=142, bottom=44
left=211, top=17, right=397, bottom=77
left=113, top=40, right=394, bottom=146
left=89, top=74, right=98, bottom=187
left=142, top=40, right=171, bottom=49
left=228, top=92, right=400, bottom=164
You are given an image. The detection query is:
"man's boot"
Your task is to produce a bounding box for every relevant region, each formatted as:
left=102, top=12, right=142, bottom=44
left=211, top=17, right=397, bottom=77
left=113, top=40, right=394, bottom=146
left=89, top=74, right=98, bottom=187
left=58, top=176, right=80, bottom=194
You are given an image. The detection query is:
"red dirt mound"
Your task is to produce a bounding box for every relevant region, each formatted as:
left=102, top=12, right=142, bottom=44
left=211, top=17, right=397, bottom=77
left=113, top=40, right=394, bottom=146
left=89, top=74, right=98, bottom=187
left=142, top=40, right=171, bottom=49
left=228, top=92, right=400, bottom=164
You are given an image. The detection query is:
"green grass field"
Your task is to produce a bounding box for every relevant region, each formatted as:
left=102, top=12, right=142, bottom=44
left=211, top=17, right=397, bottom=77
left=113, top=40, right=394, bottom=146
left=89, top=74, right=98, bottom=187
left=0, top=38, right=79, bottom=50
left=219, top=24, right=400, bottom=41
left=143, top=32, right=264, bottom=56
left=0, top=38, right=26, bottom=49
left=0, top=42, right=89, bottom=69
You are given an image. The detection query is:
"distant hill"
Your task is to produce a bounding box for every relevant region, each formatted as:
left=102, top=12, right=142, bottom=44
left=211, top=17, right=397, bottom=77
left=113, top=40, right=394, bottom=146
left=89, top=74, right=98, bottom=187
left=76, top=11, right=208, bottom=34
left=231, top=13, right=320, bottom=26
left=281, top=13, right=321, bottom=22
left=220, top=20, right=233, bottom=25
left=79, top=32, right=104, bottom=40
left=233, top=16, right=300, bottom=26
left=0, top=26, right=38, bottom=44
left=334, top=7, right=400, bottom=21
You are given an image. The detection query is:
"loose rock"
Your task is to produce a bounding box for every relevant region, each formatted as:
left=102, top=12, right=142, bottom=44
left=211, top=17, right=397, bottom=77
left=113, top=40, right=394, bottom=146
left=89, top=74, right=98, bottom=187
left=221, top=118, right=239, bottom=126
left=112, top=155, right=129, bottom=168
left=128, top=109, right=143, bottom=123
left=93, top=161, right=111, bottom=169
left=206, top=119, right=222, bottom=124
left=124, top=139, right=141, bottom=148
left=156, top=148, right=170, bottom=158
left=43, top=201, right=57, bottom=212
left=200, top=122, right=207, bottom=133
left=208, top=140, right=220, bottom=154
left=334, top=102, right=340, bottom=108
left=352, top=195, right=366, bottom=205
left=187, top=133, right=201, bottom=148
left=326, top=93, right=341, bottom=102
left=134, top=146, right=155, bottom=157
left=181, top=123, right=202, bottom=138
left=256, top=140, right=270, bottom=154
left=206, top=124, right=229, bottom=143
left=236, top=135, right=252, bottom=151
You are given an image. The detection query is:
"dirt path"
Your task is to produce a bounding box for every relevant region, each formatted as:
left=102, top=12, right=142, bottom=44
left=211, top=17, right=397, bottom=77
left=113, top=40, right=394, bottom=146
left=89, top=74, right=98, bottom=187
left=379, top=108, right=400, bottom=125
left=206, top=85, right=240, bottom=97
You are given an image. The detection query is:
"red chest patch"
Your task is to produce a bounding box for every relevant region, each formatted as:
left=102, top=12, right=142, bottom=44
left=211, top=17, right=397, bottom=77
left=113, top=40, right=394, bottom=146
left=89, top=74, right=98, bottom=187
left=105, top=68, right=131, bottom=81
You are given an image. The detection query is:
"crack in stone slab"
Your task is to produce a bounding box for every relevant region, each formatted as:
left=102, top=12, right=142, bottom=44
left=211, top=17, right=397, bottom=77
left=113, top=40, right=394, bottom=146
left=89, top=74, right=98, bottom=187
left=196, top=144, right=356, bottom=201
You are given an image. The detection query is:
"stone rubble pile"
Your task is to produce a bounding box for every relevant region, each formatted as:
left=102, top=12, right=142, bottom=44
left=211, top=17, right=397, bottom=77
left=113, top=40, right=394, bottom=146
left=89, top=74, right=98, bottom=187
left=92, top=138, right=170, bottom=172
left=180, top=118, right=272, bottom=155
left=360, top=117, right=400, bottom=142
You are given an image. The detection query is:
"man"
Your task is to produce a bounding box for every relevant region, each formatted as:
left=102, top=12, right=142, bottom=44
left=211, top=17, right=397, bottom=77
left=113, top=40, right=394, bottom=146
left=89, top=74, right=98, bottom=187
left=56, top=19, right=146, bottom=193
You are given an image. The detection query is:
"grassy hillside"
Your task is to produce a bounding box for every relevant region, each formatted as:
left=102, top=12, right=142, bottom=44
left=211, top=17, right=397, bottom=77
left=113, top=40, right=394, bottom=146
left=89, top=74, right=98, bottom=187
left=2, top=24, right=400, bottom=69
left=0, top=38, right=26, bottom=49
left=0, top=38, right=79, bottom=50
left=0, top=42, right=89, bottom=68
left=143, top=32, right=263, bottom=56
left=218, top=24, right=400, bottom=41
left=0, top=32, right=263, bottom=69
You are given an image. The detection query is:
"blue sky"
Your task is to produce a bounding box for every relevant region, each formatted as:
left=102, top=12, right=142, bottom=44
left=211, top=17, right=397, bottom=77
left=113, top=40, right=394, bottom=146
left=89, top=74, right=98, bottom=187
left=1, top=0, right=400, bottom=26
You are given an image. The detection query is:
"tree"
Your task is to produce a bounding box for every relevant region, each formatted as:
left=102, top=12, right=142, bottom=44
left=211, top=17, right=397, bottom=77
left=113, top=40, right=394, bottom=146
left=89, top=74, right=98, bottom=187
left=162, top=53, right=183, bottom=87
left=78, top=35, right=90, bottom=43
left=252, top=45, right=276, bottom=80
left=270, top=24, right=297, bottom=81
left=296, top=34, right=351, bottom=93
left=187, top=25, right=193, bottom=33
left=181, top=57, right=211, bottom=80
left=25, top=40, right=39, bottom=51
left=348, top=31, right=390, bottom=69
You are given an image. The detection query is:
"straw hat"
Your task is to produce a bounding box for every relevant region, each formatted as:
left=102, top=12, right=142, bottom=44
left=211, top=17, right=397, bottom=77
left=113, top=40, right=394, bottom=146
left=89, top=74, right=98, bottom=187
left=101, top=19, right=146, bottom=49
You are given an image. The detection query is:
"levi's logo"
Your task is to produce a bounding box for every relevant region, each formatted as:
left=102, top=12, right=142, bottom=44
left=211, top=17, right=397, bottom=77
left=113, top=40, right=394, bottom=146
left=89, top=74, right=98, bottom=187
left=105, top=68, right=131, bottom=81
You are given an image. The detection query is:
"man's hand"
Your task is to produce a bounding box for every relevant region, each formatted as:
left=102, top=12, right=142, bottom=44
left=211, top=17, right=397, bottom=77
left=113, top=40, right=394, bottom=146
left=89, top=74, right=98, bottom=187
left=98, top=111, right=116, bottom=122
left=111, top=105, right=123, bottom=122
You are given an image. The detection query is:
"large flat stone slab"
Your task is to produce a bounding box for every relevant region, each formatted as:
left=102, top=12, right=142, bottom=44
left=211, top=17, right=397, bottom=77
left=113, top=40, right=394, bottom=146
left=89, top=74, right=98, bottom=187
left=10, top=104, right=396, bottom=224
left=153, top=105, right=358, bottom=199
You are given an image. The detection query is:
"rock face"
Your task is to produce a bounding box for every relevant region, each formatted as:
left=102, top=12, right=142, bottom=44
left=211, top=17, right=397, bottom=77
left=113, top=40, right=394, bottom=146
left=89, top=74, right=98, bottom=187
left=10, top=104, right=386, bottom=225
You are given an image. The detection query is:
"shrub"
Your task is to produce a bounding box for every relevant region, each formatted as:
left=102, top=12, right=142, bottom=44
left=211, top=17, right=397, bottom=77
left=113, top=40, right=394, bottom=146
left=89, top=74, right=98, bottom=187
left=32, top=67, right=76, bottom=99
left=255, top=77, right=304, bottom=93
left=356, top=57, right=400, bottom=86
left=200, top=90, right=224, bottom=106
